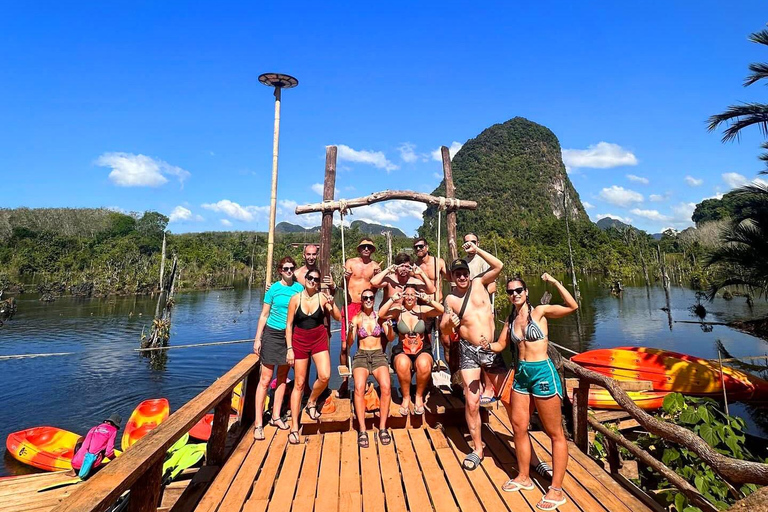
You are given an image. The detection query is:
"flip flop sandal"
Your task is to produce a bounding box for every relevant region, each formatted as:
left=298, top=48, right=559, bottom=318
left=479, top=396, right=498, bottom=407
left=253, top=426, right=265, bottom=441
left=358, top=431, right=369, bottom=448
left=398, top=405, right=410, bottom=416
left=378, top=428, right=392, bottom=446
left=269, top=417, right=290, bottom=430
left=304, top=404, right=321, bottom=421
left=533, top=461, right=553, bottom=479
left=536, top=487, right=566, bottom=510
left=288, top=431, right=301, bottom=445
left=502, top=479, right=535, bottom=492
left=413, top=405, right=425, bottom=416
left=462, top=452, right=483, bottom=471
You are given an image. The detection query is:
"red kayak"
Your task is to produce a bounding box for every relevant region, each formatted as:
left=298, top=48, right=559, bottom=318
left=6, top=427, right=81, bottom=472
left=572, top=347, right=764, bottom=400
left=188, top=413, right=238, bottom=441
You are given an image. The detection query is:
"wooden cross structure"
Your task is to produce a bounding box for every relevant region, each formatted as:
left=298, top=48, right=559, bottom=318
left=293, top=145, right=478, bottom=279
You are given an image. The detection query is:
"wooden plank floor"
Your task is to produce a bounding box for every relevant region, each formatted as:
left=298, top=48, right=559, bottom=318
left=189, top=418, right=653, bottom=512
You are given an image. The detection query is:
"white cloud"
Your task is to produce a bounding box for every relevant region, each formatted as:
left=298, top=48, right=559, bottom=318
left=582, top=201, right=595, bottom=210
left=432, top=172, right=443, bottom=180
left=599, top=185, right=644, bottom=207
left=561, top=142, right=638, bottom=169
left=685, top=175, right=703, bottom=187
left=311, top=183, right=340, bottom=197
left=431, top=141, right=463, bottom=162
left=201, top=200, right=269, bottom=222
left=352, top=200, right=428, bottom=224
left=220, top=219, right=232, bottom=227
left=336, top=144, right=398, bottom=172
left=626, top=174, right=649, bottom=184
left=670, top=202, right=696, bottom=226
left=596, top=213, right=633, bottom=224
left=630, top=208, right=670, bottom=222
left=649, top=194, right=665, bottom=202
left=169, top=206, right=203, bottom=223
left=721, top=172, right=768, bottom=189
left=96, top=152, right=190, bottom=187
left=397, top=143, right=419, bottom=163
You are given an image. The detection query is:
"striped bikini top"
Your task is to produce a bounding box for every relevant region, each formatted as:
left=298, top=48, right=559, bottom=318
left=509, top=317, right=546, bottom=343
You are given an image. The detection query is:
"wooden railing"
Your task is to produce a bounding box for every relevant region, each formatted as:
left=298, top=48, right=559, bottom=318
left=51, top=353, right=260, bottom=512
left=567, top=359, right=768, bottom=512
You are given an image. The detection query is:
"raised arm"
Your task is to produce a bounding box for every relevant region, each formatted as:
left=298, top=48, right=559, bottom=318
left=416, top=292, right=444, bottom=317
left=345, top=315, right=358, bottom=355
left=411, top=265, right=436, bottom=294
left=370, top=264, right=395, bottom=289
left=322, top=292, right=341, bottom=321
left=463, top=243, right=503, bottom=286
left=378, top=293, right=402, bottom=320
left=440, top=298, right=460, bottom=336
left=537, top=273, right=579, bottom=319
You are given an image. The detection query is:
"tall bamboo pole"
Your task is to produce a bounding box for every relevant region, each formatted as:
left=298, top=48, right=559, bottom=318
left=441, top=146, right=458, bottom=261
left=264, top=86, right=282, bottom=288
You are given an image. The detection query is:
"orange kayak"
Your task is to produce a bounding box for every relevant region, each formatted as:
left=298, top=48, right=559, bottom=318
left=572, top=347, right=761, bottom=399
left=567, top=388, right=668, bottom=411
left=188, top=413, right=238, bottom=441
left=6, top=427, right=81, bottom=472
left=122, top=399, right=170, bottom=451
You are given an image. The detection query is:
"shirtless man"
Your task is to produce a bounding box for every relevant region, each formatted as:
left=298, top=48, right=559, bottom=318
left=440, top=243, right=504, bottom=471
left=341, top=238, right=382, bottom=393
left=370, top=252, right=435, bottom=300
left=413, top=237, right=448, bottom=301
left=295, top=244, right=335, bottom=292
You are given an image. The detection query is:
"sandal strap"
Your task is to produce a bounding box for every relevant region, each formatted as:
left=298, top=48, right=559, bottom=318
left=548, top=486, right=563, bottom=492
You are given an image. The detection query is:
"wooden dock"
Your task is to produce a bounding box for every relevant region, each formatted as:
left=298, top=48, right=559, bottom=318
left=1, top=355, right=658, bottom=512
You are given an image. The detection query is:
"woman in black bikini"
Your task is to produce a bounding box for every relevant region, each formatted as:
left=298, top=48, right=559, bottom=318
left=379, top=284, right=443, bottom=415
left=348, top=289, right=395, bottom=447
left=285, top=268, right=341, bottom=445
left=486, top=273, right=578, bottom=510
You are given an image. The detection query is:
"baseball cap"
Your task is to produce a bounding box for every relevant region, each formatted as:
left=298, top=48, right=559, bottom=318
left=450, top=258, right=470, bottom=273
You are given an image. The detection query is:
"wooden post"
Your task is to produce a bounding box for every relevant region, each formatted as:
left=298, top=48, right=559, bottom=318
left=207, top=397, right=231, bottom=466
left=241, top=367, right=259, bottom=427
left=264, top=86, right=283, bottom=288
left=441, top=146, right=458, bottom=261
left=572, top=379, right=589, bottom=453
left=605, top=437, right=621, bottom=474
left=159, top=231, right=166, bottom=292
left=319, top=146, right=337, bottom=284
left=562, top=193, right=580, bottom=301
left=127, top=458, right=163, bottom=512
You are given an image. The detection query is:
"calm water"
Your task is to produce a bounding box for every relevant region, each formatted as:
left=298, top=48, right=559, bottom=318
left=1, top=275, right=767, bottom=476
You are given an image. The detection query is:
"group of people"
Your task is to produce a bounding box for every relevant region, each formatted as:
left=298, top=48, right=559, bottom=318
left=252, top=233, right=578, bottom=511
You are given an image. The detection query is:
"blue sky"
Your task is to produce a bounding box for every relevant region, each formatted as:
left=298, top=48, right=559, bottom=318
left=3, top=1, right=768, bottom=235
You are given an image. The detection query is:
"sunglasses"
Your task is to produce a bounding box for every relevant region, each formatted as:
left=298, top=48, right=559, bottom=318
left=361, top=295, right=375, bottom=301
left=413, top=244, right=426, bottom=250
left=306, top=275, right=320, bottom=283
left=281, top=266, right=295, bottom=272
left=359, top=244, right=374, bottom=251
left=464, top=240, right=478, bottom=245
left=506, top=287, right=525, bottom=295
left=454, top=271, right=469, bottom=278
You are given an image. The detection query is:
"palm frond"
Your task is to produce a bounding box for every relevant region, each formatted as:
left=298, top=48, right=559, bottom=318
left=744, top=62, right=768, bottom=86
left=706, top=103, right=768, bottom=142
left=748, top=28, right=768, bottom=47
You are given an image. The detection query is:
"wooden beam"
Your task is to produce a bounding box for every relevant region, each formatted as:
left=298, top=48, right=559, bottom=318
left=127, top=459, right=163, bottom=512
left=441, top=146, right=458, bottom=261
left=51, top=354, right=260, bottom=512
left=589, top=417, right=718, bottom=512
left=206, top=398, right=231, bottom=466
left=319, top=146, right=337, bottom=283
left=295, top=190, right=476, bottom=215
left=572, top=380, right=589, bottom=453
left=565, top=378, right=653, bottom=392
left=566, top=359, right=768, bottom=485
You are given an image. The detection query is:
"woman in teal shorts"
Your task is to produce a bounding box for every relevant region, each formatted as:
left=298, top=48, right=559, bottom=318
left=486, top=273, right=578, bottom=510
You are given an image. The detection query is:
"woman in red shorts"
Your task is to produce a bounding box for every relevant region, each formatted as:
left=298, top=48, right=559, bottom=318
left=285, top=268, right=341, bottom=444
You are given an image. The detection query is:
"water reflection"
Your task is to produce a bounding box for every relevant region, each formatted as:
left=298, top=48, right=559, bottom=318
left=0, top=276, right=767, bottom=476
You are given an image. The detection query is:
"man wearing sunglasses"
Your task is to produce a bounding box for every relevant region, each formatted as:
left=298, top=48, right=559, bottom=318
left=295, top=244, right=335, bottom=292
left=412, top=237, right=448, bottom=301
left=440, top=242, right=504, bottom=471
left=340, top=238, right=382, bottom=394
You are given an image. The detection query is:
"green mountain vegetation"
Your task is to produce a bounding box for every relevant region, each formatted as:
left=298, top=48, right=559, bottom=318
left=692, top=189, right=764, bottom=225
left=349, top=220, right=407, bottom=238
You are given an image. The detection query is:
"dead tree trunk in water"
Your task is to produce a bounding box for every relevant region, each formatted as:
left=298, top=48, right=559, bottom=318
left=143, top=255, right=178, bottom=350
left=658, top=245, right=673, bottom=330
left=249, top=237, right=256, bottom=287
left=159, top=231, right=166, bottom=292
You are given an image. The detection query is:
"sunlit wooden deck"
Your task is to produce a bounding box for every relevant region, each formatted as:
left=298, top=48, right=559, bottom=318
left=184, top=403, right=652, bottom=512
